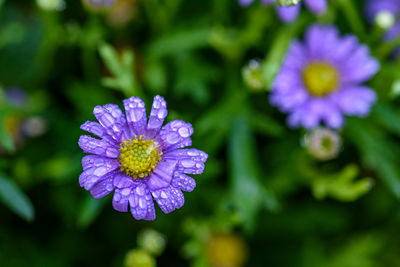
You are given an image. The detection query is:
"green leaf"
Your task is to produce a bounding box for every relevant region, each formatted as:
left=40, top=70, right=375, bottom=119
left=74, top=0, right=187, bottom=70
left=98, top=43, right=140, bottom=97
left=0, top=174, right=34, bottom=222
left=372, top=103, right=400, bottom=137
left=77, top=195, right=105, bottom=228
left=345, top=118, right=400, bottom=198
left=336, top=0, right=366, bottom=39
left=247, top=111, right=286, bottom=137
left=146, top=27, right=212, bottom=59
left=229, top=115, right=279, bottom=232
left=311, top=165, right=373, bottom=202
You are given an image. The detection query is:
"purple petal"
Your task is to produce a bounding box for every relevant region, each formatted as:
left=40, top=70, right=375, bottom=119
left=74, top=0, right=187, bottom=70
left=261, top=0, right=274, bottom=4
left=304, top=0, right=327, bottom=14
left=172, top=172, right=196, bottom=192
left=112, top=187, right=132, bottom=212
left=305, top=25, right=340, bottom=60
left=276, top=4, right=301, bottom=23
left=163, top=149, right=208, bottom=175
left=239, top=0, right=254, bottom=7
left=159, top=120, right=193, bottom=151
left=123, top=97, right=147, bottom=136
left=93, top=104, right=130, bottom=142
left=152, top=186, right=184, bottom=214
left=113, top=172, right=135, bottom=188
left=385, top=22, right=400, bottom=41
left=147, top=95, right=168, bottom=138
left=79, top=158, right=119, bottom=190
left=339, top=44, right=380, bottom=84
left=78, top=135, right=120, bottom=158
left=270, top=88, right=309, bottom=113
left=89, top=171, right=116, bottom=199
left=146, top=160, right=178, bottom=191
left=328, top=35, right=358, bottom=64
left=80, top=121, right=116, bottom=145
left=81, top=155, right=119, bottom=171
left=331, top=86, right=377, bottom=117
left=129, top=181, right=156, bottom=220
left=282, top=41, right=308, bottom=71
left=287, top=99, right=343, bottom=129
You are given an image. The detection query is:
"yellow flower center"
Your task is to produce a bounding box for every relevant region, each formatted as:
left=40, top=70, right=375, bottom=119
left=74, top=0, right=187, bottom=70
left=119, top=136, right=162, bottom=179
left=303, top=62, right=339, bottom=97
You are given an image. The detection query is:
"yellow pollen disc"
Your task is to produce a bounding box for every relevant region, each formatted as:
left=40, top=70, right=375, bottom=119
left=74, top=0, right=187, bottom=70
left=119, top=136, right=162, bottom=179
left=303, top=62, right=339, bottom=97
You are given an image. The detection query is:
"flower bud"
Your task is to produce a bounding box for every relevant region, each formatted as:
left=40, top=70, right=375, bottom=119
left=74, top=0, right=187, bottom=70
left=305, top=127, right=341, bottom=161
left=124, top=249, right=156, bottom=267
left=277, top=0, right=301, bottom=6
left=137, top=229, right=166, bottom=256
left=242, top=60, right=264, bottom=92
left=206, top=233, right=248, bottom=267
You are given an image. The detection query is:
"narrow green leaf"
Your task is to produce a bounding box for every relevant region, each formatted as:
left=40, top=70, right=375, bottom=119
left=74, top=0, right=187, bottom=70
left=146, top=27, right=211, bottom=59
left=229, top=115, right=279, bottom=232
left=0, top=174, right=34, bottom=222
left=77, top=195, right=105, bottom=228
left=336, top=0, right=366, bottom=38
left=98, top=43, right=122, bottom=75
left=345, top=119, right=400, bottom=198
left=372, top=103, right=400, bottom=137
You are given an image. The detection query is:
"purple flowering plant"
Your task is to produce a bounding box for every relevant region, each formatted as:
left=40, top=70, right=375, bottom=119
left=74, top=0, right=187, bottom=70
left=78, top=95, right=208, bottom=220
left=270, top=24, right=380, bottom=129
left=6, top=0, right=400, bottom=266
left=239, top=0, right=327, bottom=23
left=366, top=0, right=400, bottom=51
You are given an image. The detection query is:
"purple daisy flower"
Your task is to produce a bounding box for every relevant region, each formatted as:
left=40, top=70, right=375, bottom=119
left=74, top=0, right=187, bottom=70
left=270, top=24, right=379, bottom=129
left=78, top=96, right=208, bottom=220
left=366, top=0, right=400, bottom=50
left=239, top=0, right=327, bottom=23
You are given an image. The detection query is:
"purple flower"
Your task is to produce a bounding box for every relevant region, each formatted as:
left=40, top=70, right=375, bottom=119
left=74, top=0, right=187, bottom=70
left=239, top=0, right=327, bottom=23
left=365, top=0, right=400, bottom=22
left=78, top=96, right=208, bottom=220
left=6, top=87, right=28, bottom=108
left=366, top=0, right=400, bottom=49
left=270, top=24, right=379, bottom=129
left=82, top=0, right=116, bottom=10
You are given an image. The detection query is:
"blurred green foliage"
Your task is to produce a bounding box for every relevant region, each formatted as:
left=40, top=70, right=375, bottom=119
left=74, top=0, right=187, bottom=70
left=1, top=0, right=400, bottom=266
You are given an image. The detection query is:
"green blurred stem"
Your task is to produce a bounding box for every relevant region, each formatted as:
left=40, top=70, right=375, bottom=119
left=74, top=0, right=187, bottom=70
left=336, top=0, right=366, bottom=39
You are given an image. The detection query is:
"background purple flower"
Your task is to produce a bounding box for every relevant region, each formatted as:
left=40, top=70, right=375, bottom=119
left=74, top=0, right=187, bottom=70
left=78, top=96, right=208, bottom=220
left=239, top=0, right=327, bottom=23
left=270, top=24, right=379, bottom=129
left=82, top=0, right=116, bottom=10
left=366, top=0, right=400, bottom=47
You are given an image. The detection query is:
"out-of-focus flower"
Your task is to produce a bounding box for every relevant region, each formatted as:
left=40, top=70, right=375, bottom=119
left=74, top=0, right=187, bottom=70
left=305, top=127, right=341, bottom=161
left=242, top=60, right=264, bottom=91
left=137, top=229, right=167, bottom=256
left=270, top=24, right=379, bottom=129
left=6, top=88, right=28, bottom=108
left=36, top=0, right=65, bottom=11
left=21, top=117, right=48, bottom=138
left=78, top=95, right=208, bottom=220
left=107, top=0, right=138, bottom=27
left=206, top=233, right=248, bottom=267
left=366, top=0, right=400, bottom=53
left=82, top=0, right=116, bottom=11
left=124, top=249, right=156, bottom=267
left=239, top=0, right=327, bottom=23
